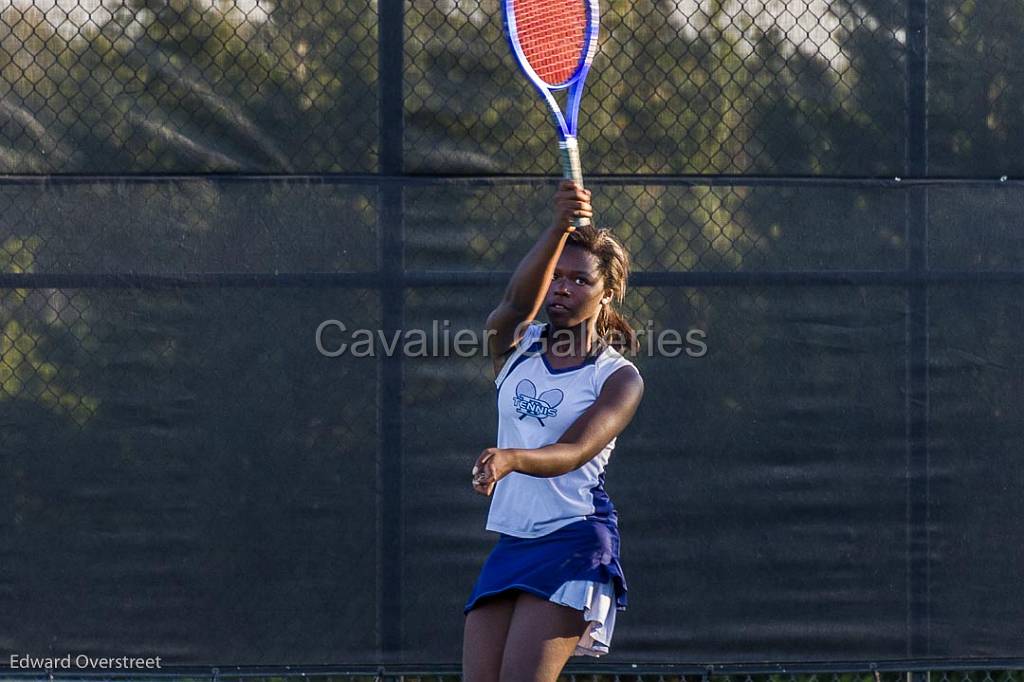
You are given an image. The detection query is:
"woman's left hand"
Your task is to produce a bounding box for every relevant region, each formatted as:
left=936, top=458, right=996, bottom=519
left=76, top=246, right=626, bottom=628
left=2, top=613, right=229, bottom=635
left=471, top=447, right=515, bottom=496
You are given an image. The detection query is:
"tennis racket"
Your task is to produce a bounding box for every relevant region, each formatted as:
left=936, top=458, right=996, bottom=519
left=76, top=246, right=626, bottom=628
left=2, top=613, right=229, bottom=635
left=502, top=0, right=600, bottom=228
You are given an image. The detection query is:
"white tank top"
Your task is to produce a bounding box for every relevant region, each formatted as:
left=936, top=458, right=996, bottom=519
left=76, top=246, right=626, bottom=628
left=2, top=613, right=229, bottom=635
left=486, top=321, right=639, bottom=538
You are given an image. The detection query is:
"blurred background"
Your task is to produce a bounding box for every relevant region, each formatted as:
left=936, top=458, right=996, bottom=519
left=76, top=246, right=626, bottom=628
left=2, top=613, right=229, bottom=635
left=1, top=0, right=1023, bottom=668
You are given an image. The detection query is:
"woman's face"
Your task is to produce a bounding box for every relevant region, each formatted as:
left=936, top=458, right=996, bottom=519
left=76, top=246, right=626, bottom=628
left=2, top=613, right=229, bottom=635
left=544, top=245, right=608, bottom=329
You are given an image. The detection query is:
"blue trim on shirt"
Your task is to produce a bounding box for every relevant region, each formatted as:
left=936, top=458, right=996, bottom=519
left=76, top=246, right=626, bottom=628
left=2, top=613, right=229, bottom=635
left=541, top=351, right=600, bottom=374
left=496, top=339, right=542, bottom=394
left=589, top=469, right=616, bottom=518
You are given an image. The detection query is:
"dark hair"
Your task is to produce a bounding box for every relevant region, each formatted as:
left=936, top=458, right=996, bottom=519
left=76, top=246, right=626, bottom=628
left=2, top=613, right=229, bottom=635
left=566, top=225, right=640, bottom=355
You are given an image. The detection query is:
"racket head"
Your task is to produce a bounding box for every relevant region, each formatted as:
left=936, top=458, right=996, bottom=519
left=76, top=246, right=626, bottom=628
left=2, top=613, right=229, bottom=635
left=503, top=0, right=599, bottom=91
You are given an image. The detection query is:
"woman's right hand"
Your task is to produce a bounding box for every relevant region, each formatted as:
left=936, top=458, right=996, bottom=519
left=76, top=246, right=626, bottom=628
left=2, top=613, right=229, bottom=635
left=472, top=447, right=515, bottom=497
left=552, top=181, right=592, bottom=233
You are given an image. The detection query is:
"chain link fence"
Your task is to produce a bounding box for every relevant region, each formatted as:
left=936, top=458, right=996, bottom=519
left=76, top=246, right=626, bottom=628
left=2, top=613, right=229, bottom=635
left=2, top=0, right=1024, bottom=670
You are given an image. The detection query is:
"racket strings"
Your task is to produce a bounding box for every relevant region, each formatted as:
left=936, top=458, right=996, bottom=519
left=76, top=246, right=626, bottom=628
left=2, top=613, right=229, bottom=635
left=513, top=0, right=588, bottom=85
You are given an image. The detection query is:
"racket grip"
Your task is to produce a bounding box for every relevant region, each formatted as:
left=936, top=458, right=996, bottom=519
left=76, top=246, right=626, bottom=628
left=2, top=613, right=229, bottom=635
left=559, top=137, right=591, bottom=229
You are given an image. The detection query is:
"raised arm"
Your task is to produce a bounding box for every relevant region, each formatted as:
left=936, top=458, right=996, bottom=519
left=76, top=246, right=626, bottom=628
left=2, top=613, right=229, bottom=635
left=485, top=181, right=592, bottom=379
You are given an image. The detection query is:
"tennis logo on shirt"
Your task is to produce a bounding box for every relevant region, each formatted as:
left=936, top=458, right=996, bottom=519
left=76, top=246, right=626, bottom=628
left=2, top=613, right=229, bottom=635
left=513, top=379, right=564, bottom=426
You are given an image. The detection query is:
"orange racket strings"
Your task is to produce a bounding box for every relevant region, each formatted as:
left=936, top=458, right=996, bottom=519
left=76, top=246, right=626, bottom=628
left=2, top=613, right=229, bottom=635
left=513, top=0, right=588, bottom=85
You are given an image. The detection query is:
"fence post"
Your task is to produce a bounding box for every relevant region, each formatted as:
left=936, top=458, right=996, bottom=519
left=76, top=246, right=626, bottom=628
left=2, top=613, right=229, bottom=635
left=378, top=0, right=406, bottom=661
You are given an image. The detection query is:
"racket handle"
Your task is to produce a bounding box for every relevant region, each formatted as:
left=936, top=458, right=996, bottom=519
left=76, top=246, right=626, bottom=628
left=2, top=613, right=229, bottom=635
left=559, top=137, right=591, bottom=228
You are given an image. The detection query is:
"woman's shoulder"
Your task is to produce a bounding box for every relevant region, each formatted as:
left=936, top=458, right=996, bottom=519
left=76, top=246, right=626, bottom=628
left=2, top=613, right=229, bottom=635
left=591, top=343, right=641, bottom=392
left=596, top=342, right=639, bottom=372
left=492, top=321, right=548, bottom=385
left=518, top=321, right=548, bottom=349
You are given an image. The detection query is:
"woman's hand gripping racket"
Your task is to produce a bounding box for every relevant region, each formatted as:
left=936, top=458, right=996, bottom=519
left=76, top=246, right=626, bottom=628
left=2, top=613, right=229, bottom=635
left=503, top=0, right=600, bottom=228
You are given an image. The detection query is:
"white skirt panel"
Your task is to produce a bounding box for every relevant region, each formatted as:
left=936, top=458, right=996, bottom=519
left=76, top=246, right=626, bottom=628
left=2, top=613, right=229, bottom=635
left=547, top=578, right=619, bottom=657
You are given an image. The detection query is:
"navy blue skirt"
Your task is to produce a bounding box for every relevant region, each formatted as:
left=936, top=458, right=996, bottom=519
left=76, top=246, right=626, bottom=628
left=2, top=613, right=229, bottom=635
left=464, top=514, right=628, bottom=615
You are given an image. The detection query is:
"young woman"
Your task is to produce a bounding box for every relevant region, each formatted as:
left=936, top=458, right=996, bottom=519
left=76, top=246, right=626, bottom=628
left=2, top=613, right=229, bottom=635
left=462, top=181, right=645, bottom=681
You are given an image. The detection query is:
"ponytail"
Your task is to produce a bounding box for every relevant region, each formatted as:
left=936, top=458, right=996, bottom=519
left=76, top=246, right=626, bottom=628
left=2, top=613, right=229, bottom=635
left=598, top=304, right=640, bottom=355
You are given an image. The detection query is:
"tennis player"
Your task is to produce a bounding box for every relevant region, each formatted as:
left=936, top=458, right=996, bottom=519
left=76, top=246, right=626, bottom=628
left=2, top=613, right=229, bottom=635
left=462, top=180, right=645, bottom=680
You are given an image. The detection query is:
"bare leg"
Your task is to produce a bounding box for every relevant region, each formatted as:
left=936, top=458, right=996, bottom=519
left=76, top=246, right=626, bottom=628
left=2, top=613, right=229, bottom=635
left=463, top=590, right=520, bottom=682
left=498, top=591, right=589, bottom=682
